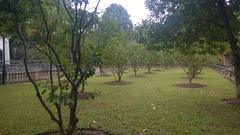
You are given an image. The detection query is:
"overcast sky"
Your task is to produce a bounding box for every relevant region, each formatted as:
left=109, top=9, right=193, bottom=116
left=88, top=0, right=151, bottom=24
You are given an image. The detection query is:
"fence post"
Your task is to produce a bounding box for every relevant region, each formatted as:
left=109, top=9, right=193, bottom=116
left=35, top=70, right=39, bottom=80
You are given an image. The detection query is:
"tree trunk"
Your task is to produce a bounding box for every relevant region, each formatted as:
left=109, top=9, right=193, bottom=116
left=218, top=0, right=240, bottom=98
left=134, top=68, right=137, bottom=76
left=67, top=86, right=78, bottom=135
left=187, top=73, right=192, bottom=84
left=99, top=65, right=104, bottom=76
left=147, top=66, right=151, bottom=73
left=56, top=105, right=65, bottom=135
left=80, top=82, right=85, bottom=93
left=232, top=51, right=240, bottom=98
left=118, top=74, right=122, bottom=82
left=188, top=78, right=192, bottom=84
left=164, top=65, right=168, bottom=70
left=2, top=36, right=6, bottom=85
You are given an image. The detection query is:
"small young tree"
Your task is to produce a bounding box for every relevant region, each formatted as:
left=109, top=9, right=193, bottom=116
left=176, top=50, right=217, bottom=84
left=105, top=36, right=128, bottom=82
left=128, top=43, right=145, bottom=76
left=160, top=50, right=176, bottom=69
left=144, top=50, right=158, bottom=73
left=9, top=0, right=100, bottom=134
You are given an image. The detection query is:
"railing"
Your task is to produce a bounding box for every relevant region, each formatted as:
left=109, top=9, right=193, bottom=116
left=0, top=61, right=59, bottom=83
left=0, top=70, right=58, bottom=83
left=215, top=65, right=235, bottom=82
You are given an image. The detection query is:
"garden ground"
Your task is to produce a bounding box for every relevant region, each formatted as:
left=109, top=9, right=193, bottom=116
left=0, top=68, right=240, bottom=135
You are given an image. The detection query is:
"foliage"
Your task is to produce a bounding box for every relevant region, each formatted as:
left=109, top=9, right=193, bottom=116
left=84, top=3, right=134, bottom=78
left=145, top=0, right=240, bottom=97
left=102, top=3, right=133, bottom=33
left=158, top=50, right=176, bottom=69
left=175, top=45, right=218, bottom=83
left=98, top=3, right=133, bottom=81
left=105, top=36, right=128, bottom=82
left=144, top=50, right=158, bottom=73
left=127, top=42, right=145, bottom=76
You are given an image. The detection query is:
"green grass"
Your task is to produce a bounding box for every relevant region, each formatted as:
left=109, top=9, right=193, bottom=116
left=0, top=68, right=240, bottom=135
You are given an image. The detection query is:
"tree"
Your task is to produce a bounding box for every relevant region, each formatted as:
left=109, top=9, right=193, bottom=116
left=105, top=35, right=128, bottom=82
left=170, top=42, right=218, bottom=84
left=158, top=50, right=176, bottom=69
left=99, top=3, right=132, bottom=81
left=5, top=0, right=100, bottom=134
left=144, top=50, right=158, bottom=73
left=175, top=50, right=217, bottom=84
left=145, top=0, right=240, bottom=98
left=128, top=42, right=145, bottom=76
left=102, top=3, right=133, bottom=32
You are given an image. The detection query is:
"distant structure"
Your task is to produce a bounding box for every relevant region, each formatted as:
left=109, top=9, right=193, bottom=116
left=219, top=52, right=232, bottom=67
left=0, top=36, right=10, bottom=64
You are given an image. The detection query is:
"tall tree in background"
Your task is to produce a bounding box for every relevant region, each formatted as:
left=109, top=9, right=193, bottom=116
left=102, top=3, right=133, bottom=32
left=101, top=3, right=133, bottom=81
left=145, top=0, right=240, bottom=98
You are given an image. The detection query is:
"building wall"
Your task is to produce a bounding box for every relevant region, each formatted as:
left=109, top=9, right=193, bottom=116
left=223, top=53, right=232, bottom=66
left=0, top=36, right=10, bottom=64
left=219, top=53, right=233, bottom=67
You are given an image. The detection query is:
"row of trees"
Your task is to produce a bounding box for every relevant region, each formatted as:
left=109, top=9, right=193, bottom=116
left=96, top=39, right=217, bottom=84
left=83, top=4, right=177, bottom=82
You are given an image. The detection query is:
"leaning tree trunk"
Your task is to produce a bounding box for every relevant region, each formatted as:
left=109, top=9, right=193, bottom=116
left=1, top=36, right=6, bottom=85
left=218, top=0, right=240, bottom=98
left=80, top=81, right=85, bottom=93
left=232, top=49, right=240, bottom=98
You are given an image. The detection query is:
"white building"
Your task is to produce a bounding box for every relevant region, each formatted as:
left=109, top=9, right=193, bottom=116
left=0, top=36, right=10, bottom=64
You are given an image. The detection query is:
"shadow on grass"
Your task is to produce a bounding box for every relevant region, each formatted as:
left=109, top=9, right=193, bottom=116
left=104, top=81, right=131, bottom=86
left=174, top=83, right=207, bottom=89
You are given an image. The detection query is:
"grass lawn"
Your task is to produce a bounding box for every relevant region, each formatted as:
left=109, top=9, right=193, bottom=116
left=0, top=68, right=240, bottom=135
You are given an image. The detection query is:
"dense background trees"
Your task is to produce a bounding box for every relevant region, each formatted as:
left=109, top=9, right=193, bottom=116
left=145, top=0, right=240, bottom=98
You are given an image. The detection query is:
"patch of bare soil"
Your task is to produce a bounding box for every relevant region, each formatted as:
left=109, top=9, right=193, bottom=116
left=78, top=91, right=100, bottom=100
left=129, top=75, right=146, bottom=78
left=104, top=81, right=131, bottom=85
left=143, top=72, right=155, bottom=74
left=153, top=69, right=162, bottom=72
left=174, top=83, right=206, bottom=88
left=37, top=128, right=111, bottom=135
left=180, top=76, right=204, bottom=79
left=223, top=98, right=240, bottom=105
left=96, top=74, right=111, bottom=77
